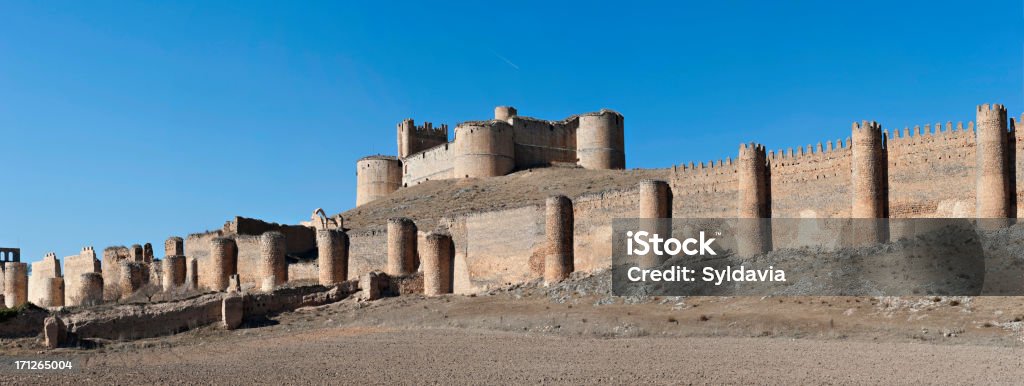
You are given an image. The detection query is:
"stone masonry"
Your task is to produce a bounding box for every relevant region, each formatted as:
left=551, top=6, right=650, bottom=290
left=316, top=229, right=348, bottom=285
left=421, top=232, right=453, bottom=296
left=4, top=262, right=27, bottom=308
left=259, top=231, right=287, bottom=291
left=386, top=218, right=418, bottom=276
left=544, top=195, right=574, bottom=284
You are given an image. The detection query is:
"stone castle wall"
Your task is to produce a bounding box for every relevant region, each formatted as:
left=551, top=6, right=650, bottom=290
left=402, top=144, right=454, bottom=187
left=360, top=106, right=625, bottom=206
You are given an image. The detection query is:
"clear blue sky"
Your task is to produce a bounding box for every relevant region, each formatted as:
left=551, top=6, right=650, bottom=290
left=2, top=1, right=1021, bottom=264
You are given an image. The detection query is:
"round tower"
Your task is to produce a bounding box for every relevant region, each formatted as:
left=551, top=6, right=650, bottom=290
left=4, top=262, right=27, bottom=308
left=851, top=121, right=887, bottom=219
left=421, top=232, right=454, bottom=296
left=208, top=237, right=237, bottom=291
left=316, top=229, right=348, bottom=285
left=78, top=272, right=103, bottom=306
left=494, top=106, right=517, bottom=122
left=386, top=217, right=418, bottom=276
left=453, top=121, right=515, bottom=179
left=355, top=155, right=402, bottom=206
left=975, top=103, right=1011, bottom=219
left=259, top=231, right=288, bottom=291
left=736, top=143, right=769, bottom=218
left=544, top=195, right=574, bottom=285
left=577, top=109, right=625, bottom=170
left=162, top=255, right=186, bottom=291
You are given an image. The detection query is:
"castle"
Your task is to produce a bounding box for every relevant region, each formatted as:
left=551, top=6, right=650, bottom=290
left=355, top=106, right=626, bottom=206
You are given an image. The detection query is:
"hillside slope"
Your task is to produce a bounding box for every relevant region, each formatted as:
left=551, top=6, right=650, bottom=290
left=338, top=165, right=670, bottom=232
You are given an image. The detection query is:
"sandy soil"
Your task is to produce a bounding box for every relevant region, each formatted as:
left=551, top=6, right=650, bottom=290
left=5, top=272, right=1024, bottom=384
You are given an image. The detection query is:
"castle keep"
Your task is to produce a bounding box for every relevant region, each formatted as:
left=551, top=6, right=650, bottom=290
left=356, top=106, right=626, bottom=206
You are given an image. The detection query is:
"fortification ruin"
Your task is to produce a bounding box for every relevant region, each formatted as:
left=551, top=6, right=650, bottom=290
left=386, top=218, right=417, bottom=276
left=4, top=262, right=28, bottom=308
left=13, top=101, right=1024, bottom=348
left=316, top=229, right=348, bottom=285
left=421, top=232, right=453, bottom=296
left=355, top=106, right=626, bottom=206
left=259, top=231, right=287, bottom=291
left=544, top=195, right=574, bottom=284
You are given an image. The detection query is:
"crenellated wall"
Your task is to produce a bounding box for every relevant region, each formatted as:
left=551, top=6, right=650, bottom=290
left=768, top=140, right=853, bottom=218
left=671, top=159, right=739, bottom=218
left=887, top=122, right=977, bottom=217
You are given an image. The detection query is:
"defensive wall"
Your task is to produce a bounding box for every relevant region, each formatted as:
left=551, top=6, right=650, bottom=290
left=185, top=216, right=317, bottom=290
left=335, top=104, right=1024, bottom=292
left=13, top=103, right=1024, bottom=328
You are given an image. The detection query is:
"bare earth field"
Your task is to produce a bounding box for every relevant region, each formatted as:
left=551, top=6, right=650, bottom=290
left=4, top=272, right=1024, bottom=384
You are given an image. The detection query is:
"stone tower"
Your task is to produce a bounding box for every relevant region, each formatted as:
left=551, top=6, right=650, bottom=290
left=397, top=118, right=448, bottom=158
left=577, top=109, right=625, bottom=170
left=355, top=155, right=403, bottom=206
left=316, top=229, right=348, bottom=285
left=975, top=104, right=1012, bottom=219
left=386, top=217, right=418, bottom=276
left=208, top=237, right=237, bottom=292
left=494, top=106, right=517, bottom=122
left=637, top=179, right=672, bottom=268
left=736, top=143, right=771, bottom=257
left=453, top=120, right=515, bottom=179
left=851, top=121, right=887, bottom=218
left=421, top=232, right=454, bottom=296
left=259, top=231, right=288, bottom=291
left=736, top=143, right=770, bottom=218
left=544, top=195, right=574, bottom=284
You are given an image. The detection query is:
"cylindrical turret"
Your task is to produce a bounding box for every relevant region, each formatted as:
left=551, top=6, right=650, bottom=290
left=208, top=237, right=237, bottom=291
left=36, top=277, right=64, bottom=308
left=421, top=232, right=454, bottom=296
left=736, top=143, right=772, bottom=257
left=494, top=106, right=517, bottom=122
left=638, top=179, right=672, bottom=219
left=356, top=155, right=403, bottom=206
left=118, top=261, right=144, bottom=299
left=453, top=121, right=515, bottom=179
left=851, top=121, right=887, bottom=218
left=545, top=195, right=574, bottom=284
left=79, top=272, right=104, bottom=306
left=260, top=231, right=288, bottom=291
left=637, top=180, right=672, bottom=268
left=386, top=218, right=418, bottom=276
left=737, top=143, right=770, bottom=218
left=976, top=104, right=1011, bottom=219
left=316, top=229, right=349, bottom=285
left=162, top=255, right=186, bottom=291
left=577, top=110, right=625, bottom=170
left=4, top=262, right=28, bottom=308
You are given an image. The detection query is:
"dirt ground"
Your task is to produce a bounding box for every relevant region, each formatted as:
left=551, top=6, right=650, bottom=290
left=4, top=272, right=1024, bottom=384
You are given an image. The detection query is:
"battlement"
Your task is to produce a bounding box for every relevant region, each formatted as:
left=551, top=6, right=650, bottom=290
left=398, top=118, right=449, bottom=158
left=397, top=119, right=449, bottom=138
left=978, top=103, right=1007, bottom=116
left=738, top=142, right=766, bottom=158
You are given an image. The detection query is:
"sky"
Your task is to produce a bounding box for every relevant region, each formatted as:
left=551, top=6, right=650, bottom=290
left=1, top=1, right=1022, bottom=264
